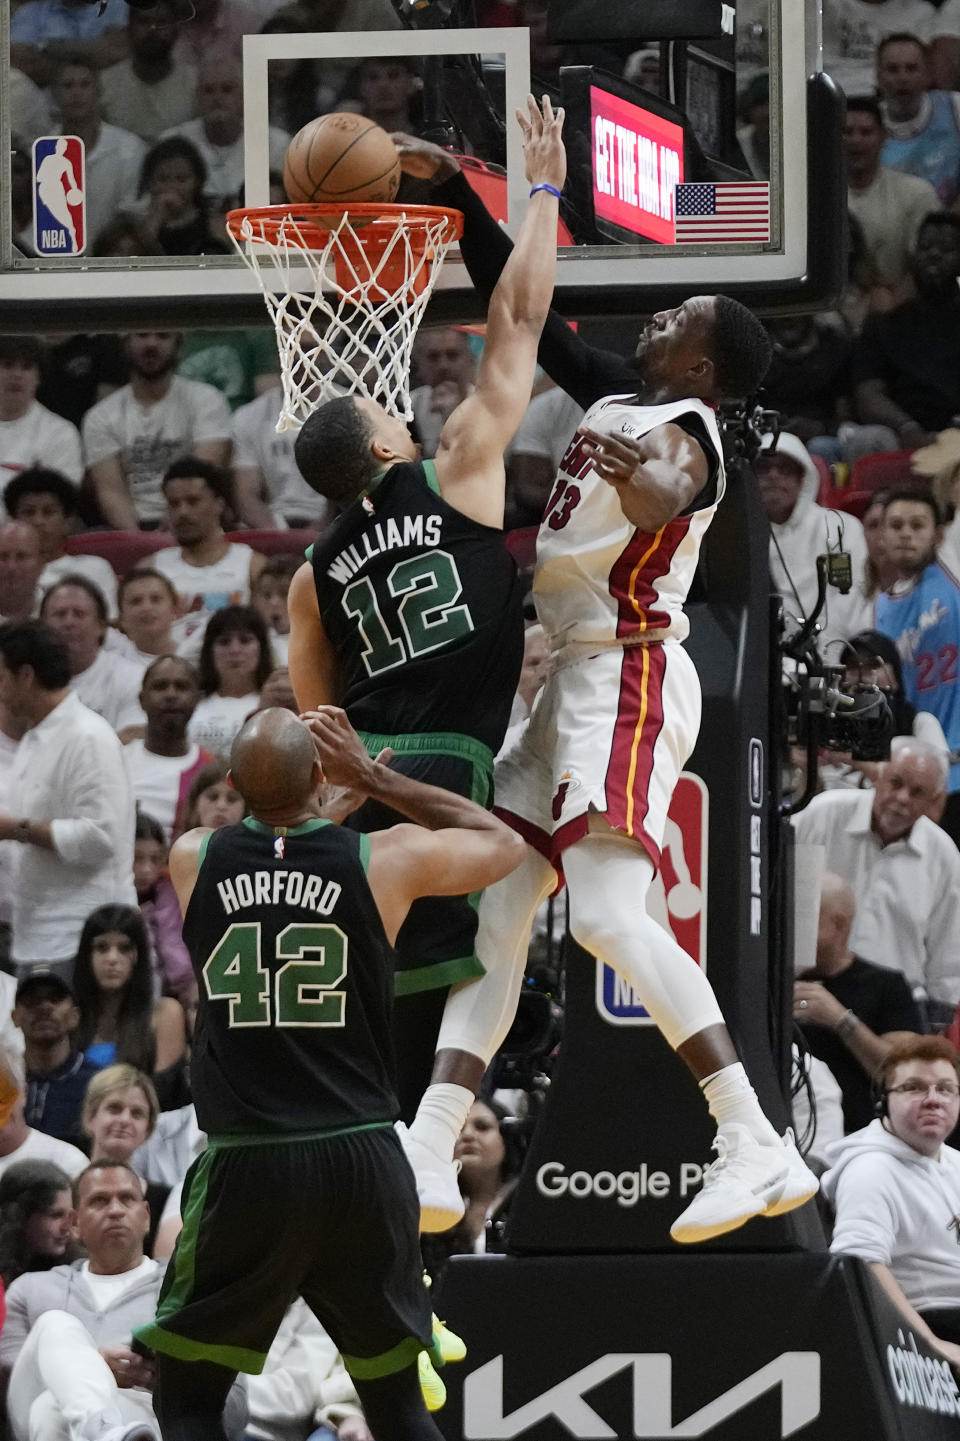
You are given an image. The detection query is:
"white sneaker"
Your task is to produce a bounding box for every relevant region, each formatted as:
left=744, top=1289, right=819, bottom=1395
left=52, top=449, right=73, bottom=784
left=763, top=1129, right=820, bottom=1217
left=396, top=1122, right=465, bottom=1233
left=670, top=1123, right=790, bottom=1244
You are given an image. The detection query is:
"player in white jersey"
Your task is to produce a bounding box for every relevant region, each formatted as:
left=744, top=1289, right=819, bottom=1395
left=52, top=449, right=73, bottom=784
left=394, top=136, right=820, bottom=1246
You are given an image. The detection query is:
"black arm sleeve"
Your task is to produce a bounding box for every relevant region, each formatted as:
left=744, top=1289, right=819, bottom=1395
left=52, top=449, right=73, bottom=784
left=434, top=171, right=641, bottom=411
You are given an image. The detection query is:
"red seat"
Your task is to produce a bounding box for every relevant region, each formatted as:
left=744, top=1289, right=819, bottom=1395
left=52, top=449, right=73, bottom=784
left=65, top=531, right=173, bottom=576
left=226, top=529, right=317, bottom=558
left=505, top=526, right=537, bottom=570
left=810, top=453, right=833, bottom=503
left=822, top=488, right=873, bottom=519
left=849, top=449, right=919, bottom=493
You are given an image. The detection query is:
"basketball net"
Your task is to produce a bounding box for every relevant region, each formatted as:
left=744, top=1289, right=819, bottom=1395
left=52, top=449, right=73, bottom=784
left=226, top=203, right=463, bottom=432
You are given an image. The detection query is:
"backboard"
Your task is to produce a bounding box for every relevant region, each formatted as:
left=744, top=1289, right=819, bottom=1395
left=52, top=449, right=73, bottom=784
left=0, top=0, right=841, bottom=332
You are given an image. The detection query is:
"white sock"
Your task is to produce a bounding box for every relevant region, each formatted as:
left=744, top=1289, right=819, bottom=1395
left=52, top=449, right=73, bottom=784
left=409, top=1082, right=476, bottom=1163
left=700, top=1063, right=780, bottom=1146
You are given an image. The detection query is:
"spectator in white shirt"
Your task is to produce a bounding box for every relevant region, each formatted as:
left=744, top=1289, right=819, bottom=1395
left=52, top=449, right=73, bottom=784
left=0, top=1049, right=87, bottom=1181
left=50, top=53, right=145, bottom=249
left=822, top=1033, right=960, bottom=1364
left=161, top=49, right=289, bottom=214
left=232, top=387, right=331, bottom=529
left=153, top=457, right=264, bottom=621
left=4, top=467, right=118, bottom=616
left=411, top=328, right=477, bottom=460
left=40, top=576, right=145, bottom=736
left=126, top=656, right=211, bottom=840
left=757, top=430, right=869, bottom=647
left=101, top=0, right=199, bottom=144
left=793, top=736, right=960, bottom=1007
left=0, top=523, right=43, bottom=623
left=114, top=568, right=181, bottom=666
left=187, top=604, right=272, bottom=759
left=0, top=621, right=137, bottom=973
left=845, top=95, right=941, bottom=296
left=82, top=330, right=232, bottom=530
left=0, top=338, right=83, bottom=499
left=823, top=0, right=938, bottom=98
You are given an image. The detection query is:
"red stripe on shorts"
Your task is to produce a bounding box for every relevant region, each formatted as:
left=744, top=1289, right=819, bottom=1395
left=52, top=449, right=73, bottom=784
left=609, top=516, right=692, bottom=638
left=601, top=643, right=667, bottom=867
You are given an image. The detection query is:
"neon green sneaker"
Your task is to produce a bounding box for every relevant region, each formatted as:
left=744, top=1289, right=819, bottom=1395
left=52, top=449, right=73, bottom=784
left=432, top=1314, right=467, bottom=1364
left=418, top=1350, right=447, bottom=1411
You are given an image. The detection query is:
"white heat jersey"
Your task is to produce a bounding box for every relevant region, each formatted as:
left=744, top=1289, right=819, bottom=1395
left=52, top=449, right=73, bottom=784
left=534, top=395, right=725, bottom=650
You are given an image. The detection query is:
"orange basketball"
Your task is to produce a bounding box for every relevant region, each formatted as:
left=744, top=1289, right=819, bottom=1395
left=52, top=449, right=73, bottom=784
left=282, top=112, right=401, bottom=205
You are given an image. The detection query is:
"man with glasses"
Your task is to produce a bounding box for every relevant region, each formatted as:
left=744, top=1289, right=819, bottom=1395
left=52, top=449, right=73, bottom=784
left=823, top=1035, right=960, bottom=1367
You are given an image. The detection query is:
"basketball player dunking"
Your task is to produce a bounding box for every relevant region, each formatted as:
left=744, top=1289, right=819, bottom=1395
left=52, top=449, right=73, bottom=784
left=135, top=706, right=524, bottom=1441
left=387, top=136, right=820, bottom=1244
left=286, top=98, right=566, bottom=1188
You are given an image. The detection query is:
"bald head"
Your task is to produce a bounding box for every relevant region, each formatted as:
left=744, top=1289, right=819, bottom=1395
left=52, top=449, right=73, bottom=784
left=815, top=872, right=857, bottom=971
left=229, top=708, right=318, bottom=816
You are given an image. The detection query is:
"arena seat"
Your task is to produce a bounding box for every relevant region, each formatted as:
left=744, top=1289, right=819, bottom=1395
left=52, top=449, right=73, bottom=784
left=849, top=449, right=918, bottom=492
left=225, top=529, right=317, bottom=558
left=65, top=531, right=173, bottom=576
left=822, top=489, right=873, bottom=519
left=505, top=526, right=537, bottom=569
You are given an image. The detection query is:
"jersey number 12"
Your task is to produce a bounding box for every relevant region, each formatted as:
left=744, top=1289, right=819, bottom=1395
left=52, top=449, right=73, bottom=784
left=203, top=922, right=347, bottom=1028
left=342, top=548, right=474, bottom=677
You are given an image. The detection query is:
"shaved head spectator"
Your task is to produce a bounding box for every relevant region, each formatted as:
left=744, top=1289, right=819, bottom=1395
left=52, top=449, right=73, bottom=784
left=794, top=737, right=960, bottom=1011
left=0, top=523, right=43, bottom=623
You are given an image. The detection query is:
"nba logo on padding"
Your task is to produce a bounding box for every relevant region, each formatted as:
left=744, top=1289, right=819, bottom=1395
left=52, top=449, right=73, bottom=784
left=32, top=136, right=85, bottom=256
left=596, top=772, right=708, bottom=1025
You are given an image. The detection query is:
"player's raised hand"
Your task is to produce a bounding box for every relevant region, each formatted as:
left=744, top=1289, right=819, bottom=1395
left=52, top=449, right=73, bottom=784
left=391, top=131, right=462, bottom=182
left=300, top=705, right=376, bottom=791
left=517, top=93, right=566, bottom=193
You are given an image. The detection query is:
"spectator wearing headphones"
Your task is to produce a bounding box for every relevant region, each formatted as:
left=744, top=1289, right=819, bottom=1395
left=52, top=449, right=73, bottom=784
left=822, top=1035, right=960, bottom=1367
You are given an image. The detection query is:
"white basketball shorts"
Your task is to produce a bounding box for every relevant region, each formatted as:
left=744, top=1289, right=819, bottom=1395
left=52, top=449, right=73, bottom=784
left=493, top=641, right=701, bottom=873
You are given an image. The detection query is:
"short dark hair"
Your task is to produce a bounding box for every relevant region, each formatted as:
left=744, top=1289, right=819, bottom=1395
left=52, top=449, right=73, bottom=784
left=294, top=396, right=378, bottom=504
left=117, top=567, right=178, bottom=609
left=917, top=211, right=960, bottom=243
left=845, top=95, right=884, bottom=125
left=0, top=622, right=70, bottom=689
left=0, top=336, right=43, bottom=369
left=141, top=653, right=199, bottom=689
left=255, top=555, right=301, bottom=587
left=883, top=485, right=941, bottom=526
left=877, top=31, right=926, bottom=62
left=72, top=1159, right=145, bottom=1208
left=40, top=573, right=109, bottom=626
left=162, top=456, right=233, bottom=507
left=4, top=467, right=80, bottom=520
left=710, top=296, right=773, bottom=401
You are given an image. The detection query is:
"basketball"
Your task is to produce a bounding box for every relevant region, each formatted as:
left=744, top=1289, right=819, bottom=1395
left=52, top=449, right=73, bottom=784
left=282, top=113, right=401, bottom=206
left=66, top=188, right=82, bottom=205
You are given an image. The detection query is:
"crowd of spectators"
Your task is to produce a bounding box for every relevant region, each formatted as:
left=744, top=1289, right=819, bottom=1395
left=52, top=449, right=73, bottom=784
left=2, top=0, right=960, bottom=1433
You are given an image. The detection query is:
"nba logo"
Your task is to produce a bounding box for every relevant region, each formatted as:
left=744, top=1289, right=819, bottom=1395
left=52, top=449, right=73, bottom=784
left=32, top=137, right=86, bottom=256
left=596, top=772, right=709, bottom=1025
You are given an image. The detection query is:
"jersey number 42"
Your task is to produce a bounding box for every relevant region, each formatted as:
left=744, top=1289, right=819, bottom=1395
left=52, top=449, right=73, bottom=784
left=203, top=921, right=347, bottom=1028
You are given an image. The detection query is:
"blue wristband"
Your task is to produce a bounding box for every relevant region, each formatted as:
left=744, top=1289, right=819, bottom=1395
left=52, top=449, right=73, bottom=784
left=529, top=183, right=562, bottom=200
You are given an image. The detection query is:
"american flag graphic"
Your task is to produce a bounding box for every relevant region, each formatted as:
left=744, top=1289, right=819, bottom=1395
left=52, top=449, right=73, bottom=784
left=673, top=182, right=770, bottom=243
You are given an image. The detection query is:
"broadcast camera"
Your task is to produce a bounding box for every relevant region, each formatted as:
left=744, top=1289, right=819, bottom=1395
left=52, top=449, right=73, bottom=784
left=718, top=400, right=895, bottom=811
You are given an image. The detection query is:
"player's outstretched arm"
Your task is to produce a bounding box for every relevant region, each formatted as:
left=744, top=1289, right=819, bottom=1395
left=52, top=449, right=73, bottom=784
left=287, top=561, right=340, bottom=711
left=302, top=706, right=525, bottom=942
left=581, top=421, right=709, bottom=532
left=430, top=96, right=566, bottom=528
